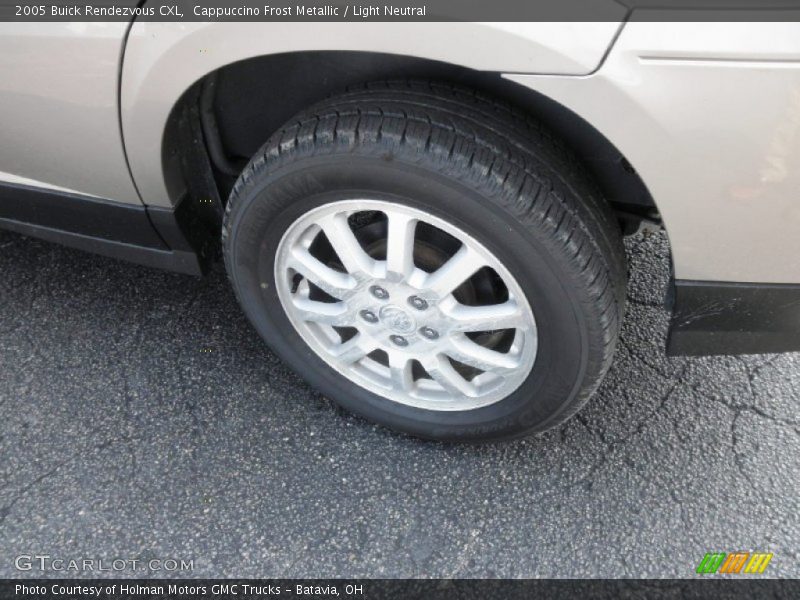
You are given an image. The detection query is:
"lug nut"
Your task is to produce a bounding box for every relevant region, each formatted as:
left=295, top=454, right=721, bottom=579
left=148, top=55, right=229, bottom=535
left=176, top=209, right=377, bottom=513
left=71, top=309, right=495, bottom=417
left=360, top=310, right=378, bottom=323
left=370, top=285, right=389, bottom=300
left=408, top=295, right=428, bottom=311
left=389, top=335, right=408, bottom=347
left=420, top=327, right=439, bottom=340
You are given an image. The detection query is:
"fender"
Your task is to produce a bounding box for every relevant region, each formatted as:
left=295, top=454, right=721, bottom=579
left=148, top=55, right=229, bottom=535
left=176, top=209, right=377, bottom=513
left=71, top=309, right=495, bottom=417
left=121, top=18, right=800, bottom=285
left=119, top=19, right=624, bottom=208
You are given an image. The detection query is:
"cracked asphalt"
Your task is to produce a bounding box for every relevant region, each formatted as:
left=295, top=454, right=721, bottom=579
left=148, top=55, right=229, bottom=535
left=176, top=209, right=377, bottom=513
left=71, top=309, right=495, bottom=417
left=0, top=228, right=797, bottom=578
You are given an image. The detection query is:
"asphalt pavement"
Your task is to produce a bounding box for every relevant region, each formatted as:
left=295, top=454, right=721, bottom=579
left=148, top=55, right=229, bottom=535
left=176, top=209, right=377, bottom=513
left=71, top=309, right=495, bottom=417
left=0, top=228, right=797, bottom=578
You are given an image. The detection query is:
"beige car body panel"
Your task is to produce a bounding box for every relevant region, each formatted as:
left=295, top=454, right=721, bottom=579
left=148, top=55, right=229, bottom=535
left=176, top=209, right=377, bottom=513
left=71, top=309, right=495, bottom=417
left=1, top=19, right=799, bottom=284
left=0, top=23, right=140, bottom=203
left=507, top=20, right=800, bottom=284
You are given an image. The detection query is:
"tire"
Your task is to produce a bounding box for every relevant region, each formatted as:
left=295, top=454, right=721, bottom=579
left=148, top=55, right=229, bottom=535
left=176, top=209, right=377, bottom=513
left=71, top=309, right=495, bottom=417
left=222, top=81, right=626, bottom=442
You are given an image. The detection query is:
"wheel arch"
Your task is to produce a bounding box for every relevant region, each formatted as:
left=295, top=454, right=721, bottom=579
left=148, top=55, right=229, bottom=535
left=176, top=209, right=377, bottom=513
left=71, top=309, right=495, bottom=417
left=140, top=53, right=659, bottom=219
left=121, top=21, right=644, bottom=207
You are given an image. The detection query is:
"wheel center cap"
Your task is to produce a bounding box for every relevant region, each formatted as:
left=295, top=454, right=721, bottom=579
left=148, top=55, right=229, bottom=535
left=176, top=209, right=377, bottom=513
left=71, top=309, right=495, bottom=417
left=379, top=305, right=416, bottom=333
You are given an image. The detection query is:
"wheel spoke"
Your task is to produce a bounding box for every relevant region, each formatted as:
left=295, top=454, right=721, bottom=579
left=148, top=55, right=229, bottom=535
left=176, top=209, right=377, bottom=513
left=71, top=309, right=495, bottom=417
left=444, top=299, right=526, bottom=333
left=385, top=212, right=417, bottom=280
left=328, top=334, right=371, bottom=364
left=388, top=352, right=414, bottom=393
left=424, top=244, right=485, bottom=298
left=424, top=354, right=477, bottom=397
left=446, top=334, right=519, bottom=373
left=318, top=212, right=376, bottom=276
left=291, top=296, right=352, bottom=326
left=288, top=247, right=356, bottom=300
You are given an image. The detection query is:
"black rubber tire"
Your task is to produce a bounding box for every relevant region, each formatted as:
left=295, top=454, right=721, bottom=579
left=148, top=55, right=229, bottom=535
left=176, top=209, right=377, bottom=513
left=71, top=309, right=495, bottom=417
left=222, top=81, right=626, bottom=442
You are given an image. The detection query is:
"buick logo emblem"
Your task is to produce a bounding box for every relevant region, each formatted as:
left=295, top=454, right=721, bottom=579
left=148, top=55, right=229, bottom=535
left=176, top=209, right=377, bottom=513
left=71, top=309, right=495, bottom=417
left=379, top=306, right=416, bottom=333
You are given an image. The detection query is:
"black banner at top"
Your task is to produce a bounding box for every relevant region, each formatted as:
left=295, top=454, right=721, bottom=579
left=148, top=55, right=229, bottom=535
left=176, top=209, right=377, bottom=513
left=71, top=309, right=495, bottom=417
left=2, top=0, right=800, bottom=22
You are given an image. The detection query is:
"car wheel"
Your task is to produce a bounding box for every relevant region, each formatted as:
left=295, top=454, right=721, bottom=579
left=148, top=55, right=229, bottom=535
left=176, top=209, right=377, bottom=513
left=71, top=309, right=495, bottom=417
left=222, top=81, right=626, bottom=441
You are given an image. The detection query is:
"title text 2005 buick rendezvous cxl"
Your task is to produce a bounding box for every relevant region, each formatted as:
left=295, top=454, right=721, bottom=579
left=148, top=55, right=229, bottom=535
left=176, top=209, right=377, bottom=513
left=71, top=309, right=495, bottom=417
left=2, top=12, right=799, bottom=440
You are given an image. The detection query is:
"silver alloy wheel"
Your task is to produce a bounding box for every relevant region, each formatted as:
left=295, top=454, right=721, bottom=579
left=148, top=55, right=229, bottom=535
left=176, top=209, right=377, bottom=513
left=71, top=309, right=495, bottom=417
left=274, top=200, right=538, bottom=411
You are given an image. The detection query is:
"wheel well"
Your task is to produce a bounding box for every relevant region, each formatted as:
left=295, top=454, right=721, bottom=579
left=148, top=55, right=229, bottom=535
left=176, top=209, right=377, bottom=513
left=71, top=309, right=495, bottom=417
left=165, top=51, right=658, bottom=232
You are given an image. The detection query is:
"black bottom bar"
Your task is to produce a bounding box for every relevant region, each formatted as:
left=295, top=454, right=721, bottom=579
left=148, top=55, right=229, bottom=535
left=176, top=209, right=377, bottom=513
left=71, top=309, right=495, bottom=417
left=0, top=181, right=203, bottom=276
left=3, top=578, right=799, bottom=600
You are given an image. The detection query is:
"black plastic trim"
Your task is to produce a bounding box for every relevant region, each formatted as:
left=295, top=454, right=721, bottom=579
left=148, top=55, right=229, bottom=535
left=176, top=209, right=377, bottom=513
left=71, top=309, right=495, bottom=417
left=667, top=280, right=800, bottom=356
left=0, top=181, right=203, bottom=276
